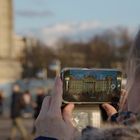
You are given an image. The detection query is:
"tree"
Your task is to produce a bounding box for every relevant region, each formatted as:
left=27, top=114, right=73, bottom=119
left=22, top=41, right=56, bottom=78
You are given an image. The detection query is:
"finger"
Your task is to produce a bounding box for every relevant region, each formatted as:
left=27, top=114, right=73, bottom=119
left=102, top=103, right=117, bottom=117
left=119, top=90, right=127, bottom=105
left=63, top=103, right=74, bottom=125
left=37, top=96, right=51, bottom=118
left=49, top=77, right=63, bottom=114
left=119, top=89, right=127, bottom=111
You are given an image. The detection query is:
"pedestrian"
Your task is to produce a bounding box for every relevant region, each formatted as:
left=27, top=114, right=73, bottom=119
left=9, top=84, right=28, bottom=140
left=23, top=90, right=33, bottom=117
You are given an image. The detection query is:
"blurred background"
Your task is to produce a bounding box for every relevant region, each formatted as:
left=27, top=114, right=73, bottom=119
left=0, top=0, right=139, bottom=139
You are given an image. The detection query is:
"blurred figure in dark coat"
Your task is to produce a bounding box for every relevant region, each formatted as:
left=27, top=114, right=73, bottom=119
left=23, top=90, right=33, bottom=117
left=9, top=84, right=28, bottom=140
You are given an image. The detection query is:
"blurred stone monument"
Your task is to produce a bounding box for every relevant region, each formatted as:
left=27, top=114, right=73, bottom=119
left=0, top=0, right=22, bottom=83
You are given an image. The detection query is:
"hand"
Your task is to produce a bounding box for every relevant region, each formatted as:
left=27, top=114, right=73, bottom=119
left=102, top=103, right=117, bottom=118
left=35, top=77, right=80, bottom=140
left=102, top=89, right=128, bottom=118
left=118, top=89, right=128, bottom=112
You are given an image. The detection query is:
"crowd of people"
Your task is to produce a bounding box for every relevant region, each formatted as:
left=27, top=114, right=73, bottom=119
left=0, top=84, right=48, bottom=140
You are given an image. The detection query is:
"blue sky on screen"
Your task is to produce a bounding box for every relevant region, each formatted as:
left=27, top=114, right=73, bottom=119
left=14, top=0, right=140, bottom=46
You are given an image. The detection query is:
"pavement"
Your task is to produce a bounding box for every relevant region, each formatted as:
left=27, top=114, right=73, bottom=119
left=0, top=116, right=35, bottom=140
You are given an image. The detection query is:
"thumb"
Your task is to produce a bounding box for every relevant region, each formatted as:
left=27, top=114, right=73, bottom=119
left=102, top=103, right=117, bottom=117
left=63, top=103, right=74, bottom=125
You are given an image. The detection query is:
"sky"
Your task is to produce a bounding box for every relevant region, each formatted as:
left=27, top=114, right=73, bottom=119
left=14, top=0, right=140, bottom=46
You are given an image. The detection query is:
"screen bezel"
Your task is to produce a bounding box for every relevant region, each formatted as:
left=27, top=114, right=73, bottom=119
left=61, top=68, right=122, bottom=104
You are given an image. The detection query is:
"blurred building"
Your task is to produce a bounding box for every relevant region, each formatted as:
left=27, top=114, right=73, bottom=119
left=12, top=35, right=26, bottom=60
left=0, top=0, right=22, bottom=83
left=13, top=35, right=37, bottom=60
left=0, top=0, right=36, bottom=83
left=0, top=0, right=13, bottom=58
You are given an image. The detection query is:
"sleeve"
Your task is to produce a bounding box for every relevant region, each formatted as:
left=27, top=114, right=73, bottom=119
left=34, top=136, right=58, bottom=140
left=110, top=111, right=137, bottom=125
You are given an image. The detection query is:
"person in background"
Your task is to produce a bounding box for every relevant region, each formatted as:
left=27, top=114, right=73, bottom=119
left=102, top=30, right=140, bottom=125
left=0, top=90, right=4, bottom=116
left=9, top=84, right=28, bottom=140
left=32, top=87, right=46, bottom=134
left=35, top=77, right=140, bottom=140
left=23, top=90, right=33, bottom=117
left=34, top=30, right=140, bottom=140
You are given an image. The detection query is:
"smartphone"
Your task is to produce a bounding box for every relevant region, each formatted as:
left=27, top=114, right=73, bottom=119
left=61, top=68, right=122, bottom=104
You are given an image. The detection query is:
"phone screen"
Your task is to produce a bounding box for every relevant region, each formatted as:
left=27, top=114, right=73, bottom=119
left=62, top=69, right=122, bottom=103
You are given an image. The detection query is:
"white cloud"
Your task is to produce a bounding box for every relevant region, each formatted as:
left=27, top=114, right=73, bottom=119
left=20, top=21, right=137, bottom=47
left=36, top=21, right=102, bottom=46
left=19, top=20, right=102, bottom=46
left=42, top=21, right=101, bottom=35
left=78, top=21, right=101, bottom=30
